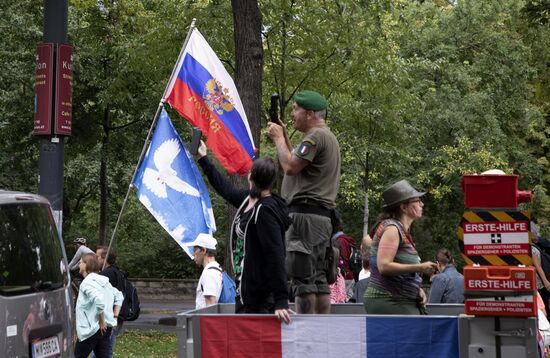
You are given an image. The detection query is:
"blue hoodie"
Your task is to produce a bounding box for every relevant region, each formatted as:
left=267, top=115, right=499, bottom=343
left=76, top=272, right=124, bottom=341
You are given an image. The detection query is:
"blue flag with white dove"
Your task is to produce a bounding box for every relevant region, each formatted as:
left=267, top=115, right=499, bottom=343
left=133, top=109, right=216, bottom=258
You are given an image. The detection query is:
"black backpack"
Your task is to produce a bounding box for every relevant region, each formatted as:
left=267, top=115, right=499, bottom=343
left=115, top=269, right=140, bottom=321
left=347, top=245, right=363, bottom=281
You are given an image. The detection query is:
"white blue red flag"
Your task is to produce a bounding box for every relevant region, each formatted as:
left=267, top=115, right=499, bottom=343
left=198, top=315, right=459, bottom=357
left=133, top=109, right=216, bottom=258
left=165, top=28, right=255, bottom=176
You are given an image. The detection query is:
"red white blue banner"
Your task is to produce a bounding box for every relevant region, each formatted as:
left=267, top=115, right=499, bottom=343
left=165, top=28, right=255, bottom=175
left=199, top=315, right=459, bottom=357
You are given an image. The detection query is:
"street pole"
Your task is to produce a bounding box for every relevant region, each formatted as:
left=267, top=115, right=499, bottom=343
left=38, top=0, right=68, bottom=235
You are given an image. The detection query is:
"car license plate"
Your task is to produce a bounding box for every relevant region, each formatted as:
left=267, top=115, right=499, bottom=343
left=32, top=336, right=60, bottom=358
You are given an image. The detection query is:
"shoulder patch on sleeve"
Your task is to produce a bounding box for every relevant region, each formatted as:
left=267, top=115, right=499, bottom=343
left=298, top=141, right=314, bottom=156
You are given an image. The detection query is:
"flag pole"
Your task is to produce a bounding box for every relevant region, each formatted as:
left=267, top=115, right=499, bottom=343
left=103, top=18, right=198, bottom=270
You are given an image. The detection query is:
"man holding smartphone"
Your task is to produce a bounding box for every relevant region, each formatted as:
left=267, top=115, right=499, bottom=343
left=267, top=90, right=341, bottom=314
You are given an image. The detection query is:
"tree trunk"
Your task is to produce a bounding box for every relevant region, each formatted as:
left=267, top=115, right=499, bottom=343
left=99, top=106, right=110, bottom=245
left=227, top=0, right=263, bottom=275
left=363, top=152, right=370, bottom=237
left=231, top=0, right=263, bottom=149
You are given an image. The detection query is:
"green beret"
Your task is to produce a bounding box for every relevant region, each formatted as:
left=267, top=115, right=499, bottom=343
left=294, top=90, right=327, bottom=111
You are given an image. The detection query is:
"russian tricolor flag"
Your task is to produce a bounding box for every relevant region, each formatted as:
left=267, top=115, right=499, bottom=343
left=165, top=28, right=255, bottom=176
left=198, top=315, right=459, bottom=357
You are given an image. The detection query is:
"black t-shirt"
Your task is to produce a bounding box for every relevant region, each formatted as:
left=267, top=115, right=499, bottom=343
left=233, top=208, right=253, bottom=284
left=99, top=265, right=119, bottom=288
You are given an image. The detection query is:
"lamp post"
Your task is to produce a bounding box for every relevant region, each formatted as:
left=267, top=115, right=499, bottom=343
left=36, top=0, right=70, bottom=235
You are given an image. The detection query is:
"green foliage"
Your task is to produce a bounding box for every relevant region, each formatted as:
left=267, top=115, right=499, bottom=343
left=0, top=0, right=42, bottom=192
left=2, top=0, right=550, bottom=276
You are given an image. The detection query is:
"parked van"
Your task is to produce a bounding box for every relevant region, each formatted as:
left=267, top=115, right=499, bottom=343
left=0, top=191, right=73, bottom=357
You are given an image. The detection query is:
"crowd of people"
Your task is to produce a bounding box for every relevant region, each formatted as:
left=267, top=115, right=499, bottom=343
left=189, top=89, right=466, bottom=323
left=65, top=89, right=550, bottom=358
left=66, top=89, right=550, bottom=358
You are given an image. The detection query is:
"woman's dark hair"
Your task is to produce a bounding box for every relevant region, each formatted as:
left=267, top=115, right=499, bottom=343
left=369, top=204, right=402, bottom=238
left=435, top=248, right=455, bottom=266
left=249, top=157, right=277, bottom=199
left=362, top=257, right=370, bottom=270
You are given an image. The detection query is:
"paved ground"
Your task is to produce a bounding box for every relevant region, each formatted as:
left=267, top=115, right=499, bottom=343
left=122, top=298, right=195, bottom=333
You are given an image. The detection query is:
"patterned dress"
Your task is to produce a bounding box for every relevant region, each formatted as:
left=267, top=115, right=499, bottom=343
left=364, top=219, right=422, bottom=314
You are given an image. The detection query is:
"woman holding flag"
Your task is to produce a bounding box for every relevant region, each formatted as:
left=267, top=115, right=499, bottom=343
left=195, top=141, right=293, bottom=323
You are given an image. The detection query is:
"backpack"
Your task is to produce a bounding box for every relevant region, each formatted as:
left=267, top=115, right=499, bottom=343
left=347, top=246, right=363, bottom=281
left=332, top=234, right=362, bottom=281
left=114, top=269, right=140, bottom=321
left=207, top=266, right=236, bottom=304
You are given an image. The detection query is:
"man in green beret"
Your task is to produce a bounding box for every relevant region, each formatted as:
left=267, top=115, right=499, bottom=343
left=267, top=90, right=341, bottom=314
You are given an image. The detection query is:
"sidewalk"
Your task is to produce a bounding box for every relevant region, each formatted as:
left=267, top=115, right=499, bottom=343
left=123, top=298, right=195, bottom=333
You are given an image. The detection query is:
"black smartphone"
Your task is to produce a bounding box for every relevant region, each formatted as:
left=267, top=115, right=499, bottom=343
left=189, top=127, right=202, bottom=155
left=269, top=93, right=280, bottom=124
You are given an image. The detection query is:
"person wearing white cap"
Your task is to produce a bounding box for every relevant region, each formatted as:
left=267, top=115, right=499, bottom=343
left=188, top=234, right=223, bottom=309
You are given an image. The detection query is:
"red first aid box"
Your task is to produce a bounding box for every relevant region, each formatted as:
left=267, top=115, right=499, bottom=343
left=461, top=174, right=531, bottom=209
left=463, top=266, right=537, bottom=317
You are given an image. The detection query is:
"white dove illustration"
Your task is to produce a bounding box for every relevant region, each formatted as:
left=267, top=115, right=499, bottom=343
left=142, top=138, right=200, bottom=198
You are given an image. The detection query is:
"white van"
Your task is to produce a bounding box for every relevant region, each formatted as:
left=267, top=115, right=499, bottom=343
left=0, top=191, right=73, bottom=357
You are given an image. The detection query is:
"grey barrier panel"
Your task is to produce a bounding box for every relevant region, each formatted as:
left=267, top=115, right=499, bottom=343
left=177, top=304, right=231, bottom=358
left=458, top=315, right=538, bottom=358
left=175, top=303, right=468, bottom=357
left=426, top=304, right=465, bottom=316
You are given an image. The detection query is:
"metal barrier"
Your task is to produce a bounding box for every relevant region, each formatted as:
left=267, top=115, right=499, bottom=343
left=459, top=315, right=538, bottom=358
left=175, top=303, right=487, bottom=358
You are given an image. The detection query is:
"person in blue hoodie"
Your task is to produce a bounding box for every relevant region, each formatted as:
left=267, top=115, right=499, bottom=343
left=74, top=253, right=123, bottom=358
left=196, top=141, right=292, bottom=324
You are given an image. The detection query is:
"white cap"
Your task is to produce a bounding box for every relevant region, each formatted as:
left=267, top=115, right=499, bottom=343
left=187, top=233, right=217, bottom=250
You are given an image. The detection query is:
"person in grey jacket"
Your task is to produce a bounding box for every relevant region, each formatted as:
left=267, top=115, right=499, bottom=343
left=68, top=237, right=94, bottom=272
left=428, top=249, right=464, bottom=304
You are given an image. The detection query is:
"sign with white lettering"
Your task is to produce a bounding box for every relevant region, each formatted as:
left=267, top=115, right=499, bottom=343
left=54, top=44, right=72, bottom=135
left=457, top=210, right=532, bottom=266
left=463, top=220, right=529, bottom=255
left=465, top=298, right=535, bottom=317
left=463, top=266, right=537, bottom=317
left=34, top=44, right=54, bottom=135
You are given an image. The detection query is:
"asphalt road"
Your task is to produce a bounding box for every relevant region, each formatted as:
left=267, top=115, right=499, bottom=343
left=122, top=298, right=195, bottom=333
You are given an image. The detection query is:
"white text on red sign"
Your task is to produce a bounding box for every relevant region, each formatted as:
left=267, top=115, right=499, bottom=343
left=463, top=221, right=528, bottom=233
left=466, top=279, right=533, bottom=290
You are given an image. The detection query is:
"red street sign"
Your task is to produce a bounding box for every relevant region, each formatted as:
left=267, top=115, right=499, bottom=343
left=462, top=219, right=530, bottom=256
left=34, top=44, right=54, bottom=135
left=465, top=299, right=535, bottom=317
left=464, top=272, right=535, bottom=292
left=463, top=266, right=536, bottom=317
left=55, top=44, right=73, bottom=135
left=457, top=211, right=532, bottom=264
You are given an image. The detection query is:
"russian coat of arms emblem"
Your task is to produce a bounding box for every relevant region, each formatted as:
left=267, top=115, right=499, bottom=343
left=202, top=79, right=235, bottom=115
